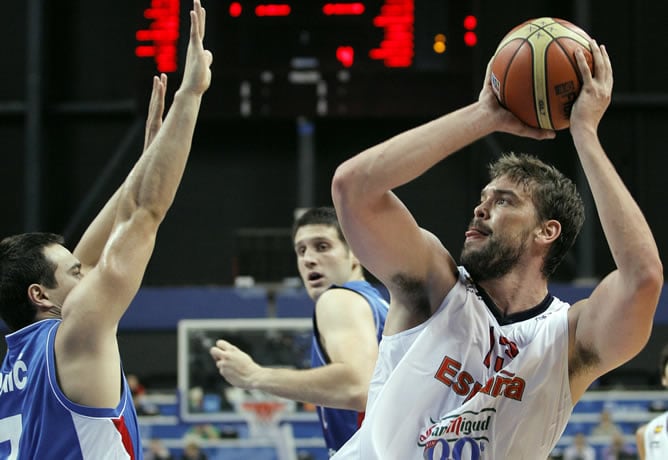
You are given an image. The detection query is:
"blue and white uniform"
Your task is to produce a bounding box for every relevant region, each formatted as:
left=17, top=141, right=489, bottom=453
left=311, top=280, right=389, bottom=457
left=333, top=267, right=573, bottom=460
left=0, top=319, right=142, bottom=459
left=643, top=412, right=668, bottom=459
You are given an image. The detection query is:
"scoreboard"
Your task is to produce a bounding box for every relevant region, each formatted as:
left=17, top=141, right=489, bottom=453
left=136, top=1, right=480, bottom=118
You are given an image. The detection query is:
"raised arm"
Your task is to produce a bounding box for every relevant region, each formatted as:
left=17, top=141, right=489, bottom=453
left=568, top=41, right=663, bottom=399
left=55, top=0, right=213, bottom=408
left=331, top=62, right=554, bottom=332
left=73, top=74, right=168, bottom=271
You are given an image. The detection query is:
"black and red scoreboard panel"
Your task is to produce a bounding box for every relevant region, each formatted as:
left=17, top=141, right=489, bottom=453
left=136, top=1, right=480, bottom=118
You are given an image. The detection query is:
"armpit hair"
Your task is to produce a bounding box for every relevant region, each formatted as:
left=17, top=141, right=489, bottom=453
left=389, top=272, right=432, bottom=321
left=569, top=341, right=601, bottom=379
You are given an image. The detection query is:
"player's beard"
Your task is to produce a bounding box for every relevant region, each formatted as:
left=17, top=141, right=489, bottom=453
left=460, top=230, right=529, bottom=282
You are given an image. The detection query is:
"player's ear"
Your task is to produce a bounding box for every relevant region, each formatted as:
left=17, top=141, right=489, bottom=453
left=27, top=283, right=52, bottom=310
left=536, top=219, right=561, bottom=244
left=350, top=251, right=362, bottom=273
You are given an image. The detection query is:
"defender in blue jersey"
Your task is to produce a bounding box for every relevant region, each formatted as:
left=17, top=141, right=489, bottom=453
left=0, top=4, right=212, bottom=457
left=211, top=207, right=388, bottom=456
left=310, top=279, right=388, bottom=453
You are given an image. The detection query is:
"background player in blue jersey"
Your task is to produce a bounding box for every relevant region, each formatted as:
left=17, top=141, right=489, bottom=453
left=0, top=2, right=212, bottom=457
left=210, top=207, right=388, bottom=455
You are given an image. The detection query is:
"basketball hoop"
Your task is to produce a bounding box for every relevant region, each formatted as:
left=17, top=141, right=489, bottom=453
left=236, top=399, right=297, bottom=460
left=240, top=401, right=287, bottom=434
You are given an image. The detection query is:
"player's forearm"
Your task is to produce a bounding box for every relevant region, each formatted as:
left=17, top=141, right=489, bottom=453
left=73, top=187, right=122, bottom=269
left=253, top=364, right=368, bottom=411
left=123, top=90, right=203, bottom=221
left=332, top=102, right=494, bottom=204
left=573, top=128, right=662, bottom=285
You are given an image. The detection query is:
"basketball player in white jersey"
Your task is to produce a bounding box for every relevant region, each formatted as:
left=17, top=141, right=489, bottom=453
left=330, top=40, right=662, bottom=459
left=636, top=345, right=668, bottom=459
left=0, top=3, right=212, bottom=457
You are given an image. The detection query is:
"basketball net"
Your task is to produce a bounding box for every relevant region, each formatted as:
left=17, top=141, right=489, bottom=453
left=236, top=399, right=297, bottom=460
left=240, top=401, right=286, bottom=436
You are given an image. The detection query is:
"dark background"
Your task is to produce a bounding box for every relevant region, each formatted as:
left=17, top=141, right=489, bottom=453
left=2, top=0, right=668, bottom=385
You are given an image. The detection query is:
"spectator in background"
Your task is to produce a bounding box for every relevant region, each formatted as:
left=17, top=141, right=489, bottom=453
left=145, top=438, right=175, bottom=460
left=591, top=408, right=623, bottom=438
left=563, top=432, right=596, bottom=460
left=128, top=373, right=160, bottom=416
left=546, top=452, right=563, bottom=460
left=601, top=432, right=635, bottom=460
left=184, top=423, right=221, bottom=441
left=210, top=207, right=389, bottom=456
left=180, top=440, right=208, bottom=460
left=636, top=344, right=668, bottom=459
left=188, top=386, right=205, bottom=412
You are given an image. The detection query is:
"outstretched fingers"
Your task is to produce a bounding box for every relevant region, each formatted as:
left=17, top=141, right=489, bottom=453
left=144, top=73, right=168, bottom=150
left=190, top=0, right=206, bottom=44
left=597, top=44, right=613, bottom=88
left=199, top=1, right=206, bottom=40
left=180, top=0, right=212, bottom=94
left=570, top=39, right=613, bottom=131
left=579, top=40, right=612, bottom=90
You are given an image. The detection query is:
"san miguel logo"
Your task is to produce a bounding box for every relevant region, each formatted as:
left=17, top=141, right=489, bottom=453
left=418, top=408, right=495, bottom=447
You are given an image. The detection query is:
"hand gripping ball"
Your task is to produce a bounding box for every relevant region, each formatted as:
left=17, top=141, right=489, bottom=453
left=490, top=17, right=594, bottom=130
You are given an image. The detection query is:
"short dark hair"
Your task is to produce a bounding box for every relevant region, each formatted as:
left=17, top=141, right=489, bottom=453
left=488, top=153, right=585, bottom=278
left=0, top=232, right=64, bottom=331
left=291, top=207, right=346, bottom=246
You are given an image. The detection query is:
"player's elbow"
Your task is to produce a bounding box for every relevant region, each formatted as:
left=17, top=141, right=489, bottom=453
left=332, top=159, right=364, bottom=209
left=346, top=385, right=369, bottom=412
left=119, top=187, right=170, bottom=228
left=635, top=257, right=664, bottom=305
left=648, top=256, right=663, bottom=287
left=331, top=162, right=350, bottom=209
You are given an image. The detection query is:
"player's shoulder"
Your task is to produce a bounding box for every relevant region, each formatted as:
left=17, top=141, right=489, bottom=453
left=318, top=285, right=368, bottom=305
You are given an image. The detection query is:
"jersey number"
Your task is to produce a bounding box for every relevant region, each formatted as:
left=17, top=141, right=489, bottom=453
left=0, top=414, right=22, bottom=460
left=483, top=326, right=519, bottom=372
left=423, top=437, right=483, bottom=460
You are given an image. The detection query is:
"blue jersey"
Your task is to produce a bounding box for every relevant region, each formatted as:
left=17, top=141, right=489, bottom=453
left=311, top=280, right=389, bottom=456
left=0, top=319, right=143, bottom=459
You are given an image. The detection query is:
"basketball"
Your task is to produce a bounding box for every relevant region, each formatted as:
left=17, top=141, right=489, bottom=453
left=490, top=17, right=594, bottom=130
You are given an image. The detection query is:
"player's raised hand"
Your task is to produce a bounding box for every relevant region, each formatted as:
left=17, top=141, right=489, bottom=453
left=143, top=73, right=167, bottom=151
left=181, top=0, right=213, bottom=96
left=479, top=58, right=555, bottom=140
left=570, top=39, right=613, bottom=133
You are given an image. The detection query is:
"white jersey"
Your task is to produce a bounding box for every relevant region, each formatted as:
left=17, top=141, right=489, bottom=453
left=333, top=267, right=572, bottom=460
left=643, top=412, right=668, bottom=459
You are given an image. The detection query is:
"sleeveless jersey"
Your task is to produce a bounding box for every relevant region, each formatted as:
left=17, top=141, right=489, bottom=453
left=333, top=267, right=572, bottom=460
left=643, top=412, right=668, bottom=459
left=0, top=319, right=143, bottom=459
left=311, top=280, right=389, bottom=456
